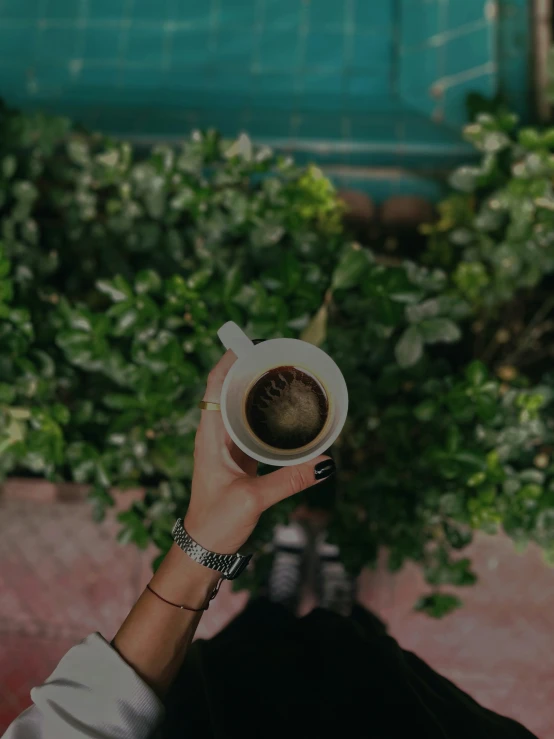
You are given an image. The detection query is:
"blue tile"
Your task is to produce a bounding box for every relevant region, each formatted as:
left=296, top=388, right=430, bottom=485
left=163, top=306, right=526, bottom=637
left=247, top=110, right=295, bottom=138
left=44, top=0, right=80, bottom=20
left=33, top=62, right=72, bottom=94
left=72, top=63, right=121, bottom=94
left=86, top=0, right=126, bottom=21
left=201, top=107, right=246, bottom=129
left=346, top=70, right=392, bottom=99
left=446, top=0, right=487, bottom=30
left=172, top=0, right=212, bottom=28
left=145, top=110, right=186, bottom=136
left=308, top=2, right=346, bottom=32
left=0, top=0, right=40, bottom=21
left=219, top=1, right=257, bottom=28
left=0, top=64, right=29, bottom=101
left=83, top=27, right=122, bottom=61
left=95, top=107, right=147, bottom=134
left=399, top=46, right=440, bottom=97
left=400, top=94, right=434, bottom=120
left=349, top=118, right=399, bottom=144
left=263, top=0, right=303, bottom=31
left=500, top=58, right=527, bottom=116
left=354, top=1, right=394, bottom=32
left=132, top=0, right=171, bottom=21
left=359, top=178, right=394, bottom=203
left=351, top=32, right=393, bottom=70
left=120, top=66, right=165, bottom=95
left=0, top=26, right=34, bottom=59
left=163, top=64, right=213, bottom=91
left=35, top=27, right=79, bottom=61
left=304, top=31, right=344, bottom=70
left=213, top=31, right=255, bottom=66
left=125, top=26, right=164, bottom=65
left=171, top=30, right=213, bottom=65
left=399, top=0, right=440, bottom=49
left=258, top=29, right=299, bottom=70
left=252, top=72, right=296, bottom=106
left=443, top=71, right=496, bottom=126
left=295, top=112, right=342, bottom=140
left=443, top=27, right=493, bottom=79
left=398, top=115, right=449, bottom=145
left=302, top=70, right=343, bottom=100
left=499, top=23, right=528, bottom=59
left=207, top=67, right=253, bottom=99
left=390, top=174, right=443, bottom=200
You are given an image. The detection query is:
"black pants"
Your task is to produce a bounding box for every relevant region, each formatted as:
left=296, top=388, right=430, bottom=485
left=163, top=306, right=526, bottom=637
left=162, top=598, right=536, bottom=739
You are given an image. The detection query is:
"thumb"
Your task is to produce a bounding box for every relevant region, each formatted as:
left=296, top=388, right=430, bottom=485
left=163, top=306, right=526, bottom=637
left=252, top=455, right=335, bottom=510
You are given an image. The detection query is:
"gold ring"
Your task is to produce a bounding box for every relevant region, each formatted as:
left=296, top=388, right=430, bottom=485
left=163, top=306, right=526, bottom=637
left=198, top=400, right=221, bottom=411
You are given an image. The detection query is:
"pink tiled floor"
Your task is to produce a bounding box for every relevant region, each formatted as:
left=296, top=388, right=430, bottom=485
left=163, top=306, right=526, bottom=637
left=1, top=495, right=553, bottom=737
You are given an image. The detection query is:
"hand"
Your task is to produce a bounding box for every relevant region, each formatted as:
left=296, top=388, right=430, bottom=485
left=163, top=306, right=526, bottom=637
left=183, top=348, right=335, bottom=554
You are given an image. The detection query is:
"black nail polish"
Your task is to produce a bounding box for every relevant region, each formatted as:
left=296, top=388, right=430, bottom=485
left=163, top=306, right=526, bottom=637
left=252, top=339, right=266, bottom=345
left=314, top=459, right=336, bottom=480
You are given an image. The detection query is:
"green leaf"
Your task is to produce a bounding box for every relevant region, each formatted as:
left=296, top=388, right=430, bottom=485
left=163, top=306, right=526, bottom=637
left=443, top=522, right=473, bottom=550
left=449, top=166, right=480, bottom=193
left=114, top=308, right=139, bottom=336
left=117, top=510, right=150, bottom=549
left=419, top=318, right=461, bottom=344
left=96, top=275, right=133, bottom=303
left=300, top=303, right=328, bottom=347
left=415, top=593, right=462, bottom=618
left=331, top=245, right=371, bottom=291
left=395, top=326, right=423, bottom=368
left=279, top=250, right=302, bottom=292
left=135, top=270, right=162, bottom=295
left=406, top=298, right=440, bottom=324
left=2, top=155, right=17, bottom=179
left=223, top=264, right=243, bottom=301
left=224, top=133, right=253, bottom=161
left=466, top=361, right=488, bottom=386
left=414, top=399, right=436, bottom=421
left=187, top=268, right=212, bottom=291
left=519, top=483, right=542, bottom=499
left=103, top=394, right=140, bottom=410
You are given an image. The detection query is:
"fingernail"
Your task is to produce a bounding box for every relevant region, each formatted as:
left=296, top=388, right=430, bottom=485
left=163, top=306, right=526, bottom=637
left=252, top=339, right=265, bottom=345
left=314, top=459, right=336, bottom=480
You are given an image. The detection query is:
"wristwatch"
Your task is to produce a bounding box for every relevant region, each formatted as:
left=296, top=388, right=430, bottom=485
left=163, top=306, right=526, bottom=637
left=171, top=518, right=252, bottom=580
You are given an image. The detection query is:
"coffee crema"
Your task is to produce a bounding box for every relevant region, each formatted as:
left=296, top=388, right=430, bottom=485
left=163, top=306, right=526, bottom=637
left=245, top=366, right=329, bottom=451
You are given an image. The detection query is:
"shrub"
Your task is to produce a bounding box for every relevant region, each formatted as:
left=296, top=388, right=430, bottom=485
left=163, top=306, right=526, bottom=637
left=2, top=102, right=554, bottom=618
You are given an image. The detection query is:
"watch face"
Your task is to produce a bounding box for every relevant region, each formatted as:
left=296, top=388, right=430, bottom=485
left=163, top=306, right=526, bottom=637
left=227, top=554, right=252, bottom=580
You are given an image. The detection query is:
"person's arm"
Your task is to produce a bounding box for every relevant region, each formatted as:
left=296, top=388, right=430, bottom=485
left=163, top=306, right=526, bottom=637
left=3, top=347, right=334, bottom=739
left=111, top=541, right=221, bottom=698
left=3, top=632, right=163, bottom=739
left=2, top=550, right=219, bottom=739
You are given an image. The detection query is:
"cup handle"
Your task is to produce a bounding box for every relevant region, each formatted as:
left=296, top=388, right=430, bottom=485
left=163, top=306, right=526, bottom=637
left=217, top=321, right=255, bottom=357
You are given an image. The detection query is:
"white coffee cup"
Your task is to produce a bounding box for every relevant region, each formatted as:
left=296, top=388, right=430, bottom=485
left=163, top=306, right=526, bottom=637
left=217, top=321, right=348, bottom=467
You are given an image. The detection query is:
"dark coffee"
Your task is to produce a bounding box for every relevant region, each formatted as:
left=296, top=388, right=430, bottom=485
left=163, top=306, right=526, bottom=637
left=245, top=366, right=328, bottom=451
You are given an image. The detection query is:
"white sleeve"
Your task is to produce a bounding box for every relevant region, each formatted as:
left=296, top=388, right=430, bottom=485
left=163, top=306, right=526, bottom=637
left=2, top=632, right=164, bottom=739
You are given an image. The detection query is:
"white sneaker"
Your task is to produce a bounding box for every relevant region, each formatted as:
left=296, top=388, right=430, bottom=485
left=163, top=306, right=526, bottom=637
left=264, top=522, right=309, bottom=613
left=314, top=531, right=357, bottom=617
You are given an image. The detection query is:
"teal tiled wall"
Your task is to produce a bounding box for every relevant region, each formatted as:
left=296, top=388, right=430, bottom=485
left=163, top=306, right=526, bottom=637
left=0, top=0, right=532, bottom=199
left=0, top=1, right=398, bottom=115
left=399, top=0, right=497, bottom=126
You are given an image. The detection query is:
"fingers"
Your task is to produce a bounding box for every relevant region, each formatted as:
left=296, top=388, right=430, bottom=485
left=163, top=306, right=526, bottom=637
left=196, top=349, right=237, bottom=457
left=250, top=455, right=335, bottom=510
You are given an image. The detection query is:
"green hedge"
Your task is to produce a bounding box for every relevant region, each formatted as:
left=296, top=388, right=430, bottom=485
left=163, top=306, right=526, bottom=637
left=2, top=102, right=554, bottom=617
